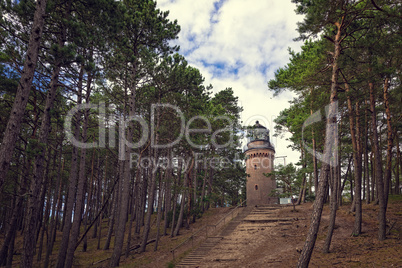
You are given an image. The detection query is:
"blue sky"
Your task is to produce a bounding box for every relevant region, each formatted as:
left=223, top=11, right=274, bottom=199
left=157, top=0, right=305, bottom=165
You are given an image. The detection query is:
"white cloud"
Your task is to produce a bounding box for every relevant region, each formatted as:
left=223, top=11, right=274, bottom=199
left=157, top=0, right=305, bottom=165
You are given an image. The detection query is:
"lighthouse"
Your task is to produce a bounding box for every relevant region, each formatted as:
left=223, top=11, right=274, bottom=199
left=245, top=121, right=276, bottom=206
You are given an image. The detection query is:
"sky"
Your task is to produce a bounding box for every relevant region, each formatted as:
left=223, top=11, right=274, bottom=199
left=156, top=0, right=305, bottom=165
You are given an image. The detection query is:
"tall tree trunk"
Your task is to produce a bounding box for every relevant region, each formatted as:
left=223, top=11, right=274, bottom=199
left=139, top=113, right=161, bottom=253
left=354, top=101, right=362, bottom=232
left=44, top=149, right=64, bottom=268
left=297, top=145, right=307, bottom=205
left=187, top=157, right=195, bottom=226
left=369, top=74, right=386, bottom=241
left=97, top=155, right=106, bottom=250
left=64, top=69, right=93, bottom=268
left=174, top=158, right=187, bottom=237
left=364, top=101, right=371, bottom=203
left=207, top=167, right=214, bottom=209
left=310, top=89, right=319, bottom=196
left=170, top=159, right=182, bottom=237
left=0, top=147, right=33, bottom=266
left=110, top=61, right=138, bottom=266
left=383, top=77, right=393, bottom=203
left=37, top=184, right=52, bottom=262
left=163, top=160, right=172, bottom=236
left=138, top=97, right=166, bottom=253
left=103, top=179, right=118, bottom=250
left=187, top=161, right=193, bottom=227
left=336, top=146, right=342, bottom=207
left=34, top=145, right=52, bottom=259
left=154, top=171, right=165, bottom=251
left=345, top=81, right=362, bottom=235
left=139, top=158, right=157, bottom=253
left=192, top=165, right=197, bottom=223
left=126, top=165, right=139, bottom=257
left=340, top=155, right=352, bottom=202
left=297, top=20, right=341, bottom=268
left=370, top=151, right=376, bottom=202
left=0, top=195, right=24, bottom=266
left=174, top=172, right=188, bottom=237
left=395, top=130, right=400, bottom=194
left=84, top=150, right=97, bottom=250
left=5, top=222, right=16, bottom=268
left=0, top=0, right=48, bottom=190
left=137, top=167, right=148, bottom=234
left=200, top=167, right=208, bottom=212
left=56, top=65, right=84, bottom=268
left=22, top=35, right=65, bottom=267
left=135, top=166, right=144, bottom=235
left=323, top=156, right=339, bottom=253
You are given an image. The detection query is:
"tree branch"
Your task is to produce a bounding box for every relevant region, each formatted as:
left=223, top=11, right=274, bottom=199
left=370, top=0, right=384, bottom=12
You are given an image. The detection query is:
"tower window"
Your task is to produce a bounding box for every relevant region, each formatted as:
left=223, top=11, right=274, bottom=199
left=254, top=165, right=257, bottom=170
left=255, top=184, right=258, bottom=190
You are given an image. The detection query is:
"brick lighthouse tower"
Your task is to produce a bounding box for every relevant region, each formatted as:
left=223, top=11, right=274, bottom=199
left=245, top=121, right=276, bottom=206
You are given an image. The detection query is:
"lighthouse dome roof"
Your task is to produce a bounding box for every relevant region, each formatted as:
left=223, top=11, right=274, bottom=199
left=254, top=121, right=266, bottom=129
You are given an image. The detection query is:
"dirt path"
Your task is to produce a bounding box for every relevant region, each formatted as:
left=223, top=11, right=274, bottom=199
left=199, top=205, right=306, bottom=267
left=179, top=201, right=402, bottom=267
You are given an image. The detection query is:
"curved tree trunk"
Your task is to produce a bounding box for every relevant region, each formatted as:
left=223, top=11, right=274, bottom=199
left=297, top=20, right=341, bottom=268
left=0, top=0, right=48, bottom=190
left=23, top=38, right=65, bottom=268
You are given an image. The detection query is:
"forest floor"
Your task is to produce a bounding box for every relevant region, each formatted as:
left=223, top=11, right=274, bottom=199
left=3, top=196, right=401, bottom=267
left=196, top=196, right=402, bottom=267
left=6, top=206, right=234, bottom=267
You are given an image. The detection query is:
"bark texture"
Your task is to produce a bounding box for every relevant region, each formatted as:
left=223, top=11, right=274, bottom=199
left=0, top=0, right=48, bottom=191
